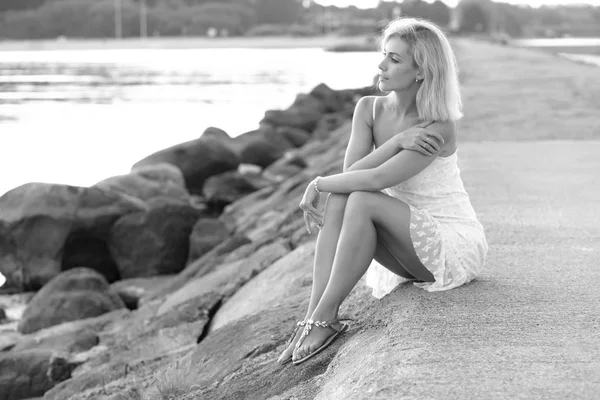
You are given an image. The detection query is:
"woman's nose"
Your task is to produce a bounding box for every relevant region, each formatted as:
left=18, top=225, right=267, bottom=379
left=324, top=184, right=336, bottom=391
left=378, top=59, right=386, bottom=70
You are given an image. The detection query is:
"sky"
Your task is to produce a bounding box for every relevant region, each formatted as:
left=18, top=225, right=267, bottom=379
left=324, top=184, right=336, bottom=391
left=313, top=0, right=600, bottom=8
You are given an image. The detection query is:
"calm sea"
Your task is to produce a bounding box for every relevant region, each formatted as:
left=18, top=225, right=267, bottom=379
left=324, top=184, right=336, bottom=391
left=512, top=37, right=600, bottom=67
left=0, top=47, right=380, bottom=197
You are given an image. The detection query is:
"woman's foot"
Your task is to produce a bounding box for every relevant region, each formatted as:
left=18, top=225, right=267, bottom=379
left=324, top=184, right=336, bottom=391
left=292, top=312, right=343, bottom=362
left=276, top=320, right=307, bottom=365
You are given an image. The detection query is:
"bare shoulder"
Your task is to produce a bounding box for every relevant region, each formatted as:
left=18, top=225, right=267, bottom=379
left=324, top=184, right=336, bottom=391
left=428, top=120, right=457, bottom=148
left=354, top=95, right=377, bottom=127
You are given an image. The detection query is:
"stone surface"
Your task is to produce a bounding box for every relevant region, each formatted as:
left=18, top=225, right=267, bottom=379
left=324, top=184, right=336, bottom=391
left=0, top=350, right=76, bottom=400
left=157, top=240, right=291, bottom=318
left=18, top=268, right=125, bottom=334
left=94, top=162, right=190, bottom=204
left=131, top=135, right=240, bottom=195
left=108, top=201, right=202, bottom=279
left=187, top=218, right=232, bottom=264
left=202, top=170, right=268, bottom=207
left=0, top=184, right=144, bottom=290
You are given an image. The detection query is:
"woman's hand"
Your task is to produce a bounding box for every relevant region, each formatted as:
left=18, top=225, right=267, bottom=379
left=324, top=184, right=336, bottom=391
left=299, top=180, right=323, bottom=234
left=395, top=121, right=445, bottom=156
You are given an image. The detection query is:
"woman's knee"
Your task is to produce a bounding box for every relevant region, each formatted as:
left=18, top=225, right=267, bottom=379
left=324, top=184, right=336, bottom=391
left=325, top=193, right=349, bottom=213
left=345, top=191, right=371, bottom=213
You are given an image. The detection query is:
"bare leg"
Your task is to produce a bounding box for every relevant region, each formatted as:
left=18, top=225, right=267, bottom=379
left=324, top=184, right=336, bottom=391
left=293, top=191, right=434, bottom=361
left=277, top=193, right=347, bottom=363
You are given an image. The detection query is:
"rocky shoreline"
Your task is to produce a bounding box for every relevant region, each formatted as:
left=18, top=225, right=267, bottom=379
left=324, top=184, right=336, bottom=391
left=0, top=79, right=375, bottom=399
left=2, top=37, right=599, bottom=400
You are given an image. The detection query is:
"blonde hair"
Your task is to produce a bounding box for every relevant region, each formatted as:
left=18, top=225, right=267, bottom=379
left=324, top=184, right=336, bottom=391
left=379, top=17, right=463, bottom=121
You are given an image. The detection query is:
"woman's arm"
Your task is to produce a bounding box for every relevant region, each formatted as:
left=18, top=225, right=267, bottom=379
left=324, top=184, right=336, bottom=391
left=316, top=121, right=455, bottom=193
left=343, top=96, right=375, bottom=172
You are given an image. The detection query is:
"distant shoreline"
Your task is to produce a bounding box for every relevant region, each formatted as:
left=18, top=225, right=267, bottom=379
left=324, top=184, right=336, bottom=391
left=0, top=35, right=375, bottom=51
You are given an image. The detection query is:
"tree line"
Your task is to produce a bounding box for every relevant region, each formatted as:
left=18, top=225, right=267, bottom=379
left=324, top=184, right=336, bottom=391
left=0, top=0, right=598, bottom=40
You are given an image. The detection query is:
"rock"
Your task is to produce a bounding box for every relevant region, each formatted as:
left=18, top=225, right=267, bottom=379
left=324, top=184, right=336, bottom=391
left=202, top=171, right=269, bottom=208
left=312, top=112, right=349, bottom=140
left=110, top=275, right=174, bottom=310
left=201, top=126, right=231, bottom=141
left=141, top=233, right=252, bottom=303
left=187, top=218, right=232, bottom=264
left=290, top=93, right=329, bottom=113
left=276, top=126, right=312, bottom=147
left=236, top=126, right=295, bottom=169
left=209, top=242, right=314, bottom=332
left=260, top=107, right=323, bottom=132
left=18, top=268, right=125, bottom=334
left=12, top=325, right=99, bottom=354
left=132, top=135, right=240, bottom=195
left=310, top=83, right=349, bottom=113
left=94, top=163, right=190, bottom=204
left=0, top=183, right=145, bottom=291
left=239, top=137, right=286, bottom=168
left=0, top=307, right=5, bottom=322
left=263, top=152, right=308, bottom=182
left=108, top=201, right=201, bottom=279
left=0, top=350, right=76, bottom=400
left=157, top=240, right=291, bottom=318
left=160, top=302, right=324, bottom=400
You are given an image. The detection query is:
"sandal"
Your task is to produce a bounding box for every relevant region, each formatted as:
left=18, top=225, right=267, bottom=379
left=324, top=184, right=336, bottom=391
left=278, top=319, right=306, bottom=365
left=292, top=318, right=349, bottom=365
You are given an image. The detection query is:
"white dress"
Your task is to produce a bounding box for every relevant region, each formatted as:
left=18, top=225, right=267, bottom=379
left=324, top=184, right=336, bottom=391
left=365, top=150, right=489, bottom=297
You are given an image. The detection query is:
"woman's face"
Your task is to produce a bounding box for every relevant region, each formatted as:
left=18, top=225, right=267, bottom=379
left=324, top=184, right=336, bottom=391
left=378, top=37, right=421, bottom=92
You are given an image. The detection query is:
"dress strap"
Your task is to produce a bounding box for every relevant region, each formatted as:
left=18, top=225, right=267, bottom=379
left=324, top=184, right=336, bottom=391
left=372, top=96, right=377, bottom=124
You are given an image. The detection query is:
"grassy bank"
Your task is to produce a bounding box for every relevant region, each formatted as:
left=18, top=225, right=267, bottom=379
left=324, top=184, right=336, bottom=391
left=0, top=34, right=374, bottom=51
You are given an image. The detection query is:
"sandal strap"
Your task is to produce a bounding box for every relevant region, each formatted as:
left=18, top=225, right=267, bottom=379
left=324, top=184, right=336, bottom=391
left=285, top=319, right=307, bottom=347
left=294, top=318, right=343, bottom=351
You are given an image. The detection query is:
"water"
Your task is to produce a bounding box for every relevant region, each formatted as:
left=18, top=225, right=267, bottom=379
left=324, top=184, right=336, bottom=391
left=512, top=37, right=600, bottom=67
left=0, top=47, right=381, bottom=197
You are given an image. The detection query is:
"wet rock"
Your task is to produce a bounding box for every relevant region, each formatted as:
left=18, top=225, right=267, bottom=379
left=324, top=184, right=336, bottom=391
left=108, top=201, right=201, bottom=279
left=18, top=268, right=125, bottom=334
left=132, top=135, right=240, bottom=195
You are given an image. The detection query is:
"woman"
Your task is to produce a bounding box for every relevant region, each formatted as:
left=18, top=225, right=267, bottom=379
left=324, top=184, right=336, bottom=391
left=277, top=17, right=488, bottom=366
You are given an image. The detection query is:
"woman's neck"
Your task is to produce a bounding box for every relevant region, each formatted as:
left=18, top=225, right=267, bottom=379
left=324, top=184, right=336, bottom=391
left=389, top=89, right=419, bottom=119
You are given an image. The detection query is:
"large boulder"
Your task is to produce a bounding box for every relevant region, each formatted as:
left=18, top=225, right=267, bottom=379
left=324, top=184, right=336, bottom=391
left=131, top=135, right=240, bottom=195
left=93, top=163, right=190, bottom=204
left=0, top=350, right=76, bottom=400
left=203, top=170, right=272, bottom=208
left=237, top=127, right=295, bottom=168
left=108, top=201, right=202, bottom=279
left=17, top=268, right=125, bottom=334
left=260, top=107, right=323, bottom=132
left=0, top=183, right=145, bottom=291
left=309, top=83, right=350, bottom=113
left=276, top=126, right=312, bottom=147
